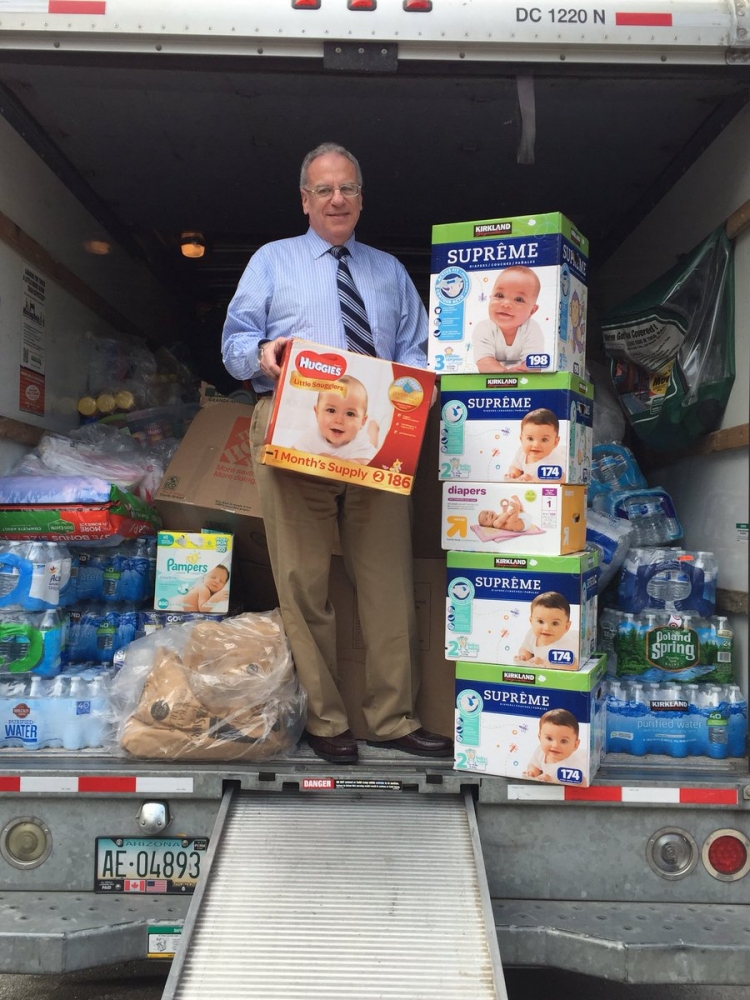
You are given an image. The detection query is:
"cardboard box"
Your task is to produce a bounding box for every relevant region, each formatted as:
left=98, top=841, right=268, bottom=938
left=154, top=531, right=233, bottom=614
left=439, top=372, right=594, bottom=485
left=261, top=339, right=435, bottom=496
left=441, top=483, right=586, bottom=556
left=454, top=654, right=607, bottom=785
left=153, top=403, right=266, bottom=560
left=330, top=556, right=454, bottom=739
left=428, top=212, right=589, bottom=376
left=446, top=550, right=599, bottom=669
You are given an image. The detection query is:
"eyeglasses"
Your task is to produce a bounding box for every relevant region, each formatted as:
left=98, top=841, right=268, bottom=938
left=303, top=183, right=362, bottom=199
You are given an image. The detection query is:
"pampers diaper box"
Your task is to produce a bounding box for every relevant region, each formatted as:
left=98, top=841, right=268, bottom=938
left=428, top=212, right=589, bottom=376
left=262, top=339, right=435, bottom=496
left=441, top=483, right=587, bottom=556
left=445, top=550, right=599, bottom=670
left=154, top=531, right=233, bottom=614
left=454, top=653, right=608, bottom=786
left=439, top=372, right=594, bottom=485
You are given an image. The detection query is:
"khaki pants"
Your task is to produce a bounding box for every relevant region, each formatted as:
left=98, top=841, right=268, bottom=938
left=251, top=397, right=421, bottom=739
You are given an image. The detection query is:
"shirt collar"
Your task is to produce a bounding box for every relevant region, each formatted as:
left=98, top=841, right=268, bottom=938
left=304, top=227, right=358, bottom=259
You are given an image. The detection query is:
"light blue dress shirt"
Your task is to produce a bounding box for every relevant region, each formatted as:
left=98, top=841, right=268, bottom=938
left=221, top=228, right=428, bottom=393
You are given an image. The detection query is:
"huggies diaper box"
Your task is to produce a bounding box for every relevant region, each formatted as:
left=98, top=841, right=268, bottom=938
left=428, top=212, right=589, bottom=376
left=261, top=339, right=435, bottom=496
left=454, top=653, right=607, bottom=786
left=154, top=531, right=233, bottom=614
left=445, top=550, right=599, bottom=669
left=441, top=483, right=586, bottom=556
left=439, top=372, right=594, bottom=485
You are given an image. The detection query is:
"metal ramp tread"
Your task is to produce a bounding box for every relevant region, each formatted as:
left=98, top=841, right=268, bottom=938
left=163, top=790, right=506, bottom=1000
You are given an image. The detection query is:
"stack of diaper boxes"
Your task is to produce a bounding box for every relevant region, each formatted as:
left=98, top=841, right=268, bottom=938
left=429, top=212, right=607, bottom=787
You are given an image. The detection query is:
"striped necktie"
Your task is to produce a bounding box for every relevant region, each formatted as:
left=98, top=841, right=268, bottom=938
left=329, top=245, right=375, bottom=356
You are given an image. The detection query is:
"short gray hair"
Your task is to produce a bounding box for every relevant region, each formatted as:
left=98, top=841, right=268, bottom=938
left=300, top=143, right=363, bottom=188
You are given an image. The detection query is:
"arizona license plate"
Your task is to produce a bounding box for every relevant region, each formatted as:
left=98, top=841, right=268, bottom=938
left=95, top=836, right=209, bottom=894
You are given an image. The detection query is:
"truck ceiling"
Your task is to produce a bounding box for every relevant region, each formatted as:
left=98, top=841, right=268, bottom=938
left=0, top=48, right=748, bottom=307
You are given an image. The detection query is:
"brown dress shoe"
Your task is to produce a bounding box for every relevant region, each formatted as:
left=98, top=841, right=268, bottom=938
left=367, top=728, right=454, bottom=757
left=305, top=729, right=359, bottom=764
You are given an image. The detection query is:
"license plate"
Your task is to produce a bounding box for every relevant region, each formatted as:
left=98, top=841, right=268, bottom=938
left=95, top=836, right=209, bottom=894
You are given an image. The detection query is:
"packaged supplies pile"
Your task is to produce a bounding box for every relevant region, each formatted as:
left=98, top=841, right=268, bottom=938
left=110, top=610, right=306, bottom=761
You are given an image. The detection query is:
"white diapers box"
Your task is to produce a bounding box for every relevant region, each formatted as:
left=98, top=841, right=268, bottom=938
left=429, top=212, right=589, bottom=376
left=262, top=339, right=435, bottom=496
left=454, top=654, right=607, bottom=786
left=442, top=483, right=587, bottom=556
left=154, top=531, right=233, bottom=614
left=446, top=550, right=598, bottom=669
left=439, top=372, right=594, bottom=485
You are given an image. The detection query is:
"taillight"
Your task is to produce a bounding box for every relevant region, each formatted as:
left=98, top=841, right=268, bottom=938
left=291, top=0, right=321, bottom=7
left=403, top=0, right=433, bottom=10
left=347, top=0, right=376, bottom=9
left=703, top=829, right=750, bottom=881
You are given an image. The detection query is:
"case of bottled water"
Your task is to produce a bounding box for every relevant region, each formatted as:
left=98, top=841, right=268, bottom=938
left=617, top=548, right=717, bottom=616
left=588, top=443, right=647, bottom=503
left=0, top=609, right=64, bottom=677
left=601, top=609, right=732, bottom=684
left=605, top=679, right=747, bottom=759
left=586, top=509, right=634, bottom=591
left=0, top=666, right=112, bottom=750
left=63, top=605, right=138, bottom=665
left=75, top=538, right=155, bottom=604
left=0, top=541, right=76, bottom=611
left=592, top=487, right=683, bottom=547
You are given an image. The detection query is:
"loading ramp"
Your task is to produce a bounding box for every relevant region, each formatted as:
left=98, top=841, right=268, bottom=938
left=162, top=787, right=507, bottom=999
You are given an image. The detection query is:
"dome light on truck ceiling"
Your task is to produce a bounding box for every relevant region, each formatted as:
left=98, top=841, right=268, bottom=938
left=180, top=232, right=206, bottom=259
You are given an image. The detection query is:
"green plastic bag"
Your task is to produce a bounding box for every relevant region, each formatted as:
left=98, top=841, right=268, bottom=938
left=601, top=226, right=735, bottom=451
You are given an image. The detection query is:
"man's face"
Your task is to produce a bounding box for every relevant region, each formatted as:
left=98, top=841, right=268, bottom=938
left=529, top=604, right=571, bottom=646
left=301, top=152, right=362, bottom=245
left=488, top=270, right=539, bottom=332
left=315, top=388, right=367, bottom=447
left=539, top=721, right=580, bottom=762
left=520, top=422, right=560, bottom=463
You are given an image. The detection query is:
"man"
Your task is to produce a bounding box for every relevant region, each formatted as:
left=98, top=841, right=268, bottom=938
left=221, top=142, right=452, bottom=764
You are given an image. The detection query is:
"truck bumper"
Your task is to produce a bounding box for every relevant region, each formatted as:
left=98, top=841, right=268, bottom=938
left=495, top=898, right=750, bottom=984
left=2, top=891, right=749, bottom=983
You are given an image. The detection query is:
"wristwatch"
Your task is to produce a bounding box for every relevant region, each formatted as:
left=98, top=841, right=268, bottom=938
left=257, top=339, right=270, bottom=364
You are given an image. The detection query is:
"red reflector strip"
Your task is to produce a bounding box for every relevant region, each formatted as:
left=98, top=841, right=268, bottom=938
left=680, top=788, right=738, bottom=806
left=403, top=0, right=432, bottom=10
left=78, top=776, right=138, bottom=793
left=291, top=0, right=321, bottom=8
left=564, top=786, right=622, bottom=802
left=348, top=0, right=376, bottom=9
left=615, top=12, right=672, bottom=26
left=0, top=776, right=21, bottom=792
left=48, top=0, right=107, bottom=12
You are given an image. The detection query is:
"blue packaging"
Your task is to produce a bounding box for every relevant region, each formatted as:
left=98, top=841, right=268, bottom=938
left=592, top=487, right=683, bottom=547
left=617, top=548, right=717, bottom=616
left=605, top=679, right=747, bottom=759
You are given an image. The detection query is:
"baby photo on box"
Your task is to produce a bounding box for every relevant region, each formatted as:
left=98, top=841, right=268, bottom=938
left=445, top=551, right=599, bottom=670
left=261, top=340, right=435, bottom=496
left=439, top=373, right=594, bottom=485
left=429, top=213, right=589, bottom=376
left=441, top=483, right=586, bottom=556
left=453, top=656, right=607, bottom=785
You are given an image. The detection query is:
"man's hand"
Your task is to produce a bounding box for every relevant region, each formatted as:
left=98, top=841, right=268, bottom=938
left=258, top=337, right=289, bottom=380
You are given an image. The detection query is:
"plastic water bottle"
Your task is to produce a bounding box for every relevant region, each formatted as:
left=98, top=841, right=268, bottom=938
left=726, top=685, right=748, bottom=758
left=702, top=685, right=729, bottom=760
left=629, top=682, right=649, bottom=755
left=38, top=609, right=64, bottom=677
left=623, top=498, right=667, bottom=546
left=86, top=672, right=109, bottom=748
left=61, top=675, right=88, bottom=750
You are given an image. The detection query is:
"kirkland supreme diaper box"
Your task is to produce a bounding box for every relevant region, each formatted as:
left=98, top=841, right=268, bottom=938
left=454, top=653, right=607, bottom=786
left=441, top=483, right=586, bottom=556
left=439, top=372, right=594, bottom=485
left=428, top=212, right=589, bottom=376
left=154, top=531, right=233, bottom=614
left=446, top=550, right=599, bottom=669
left=261, top=339, right=435, bottom=496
